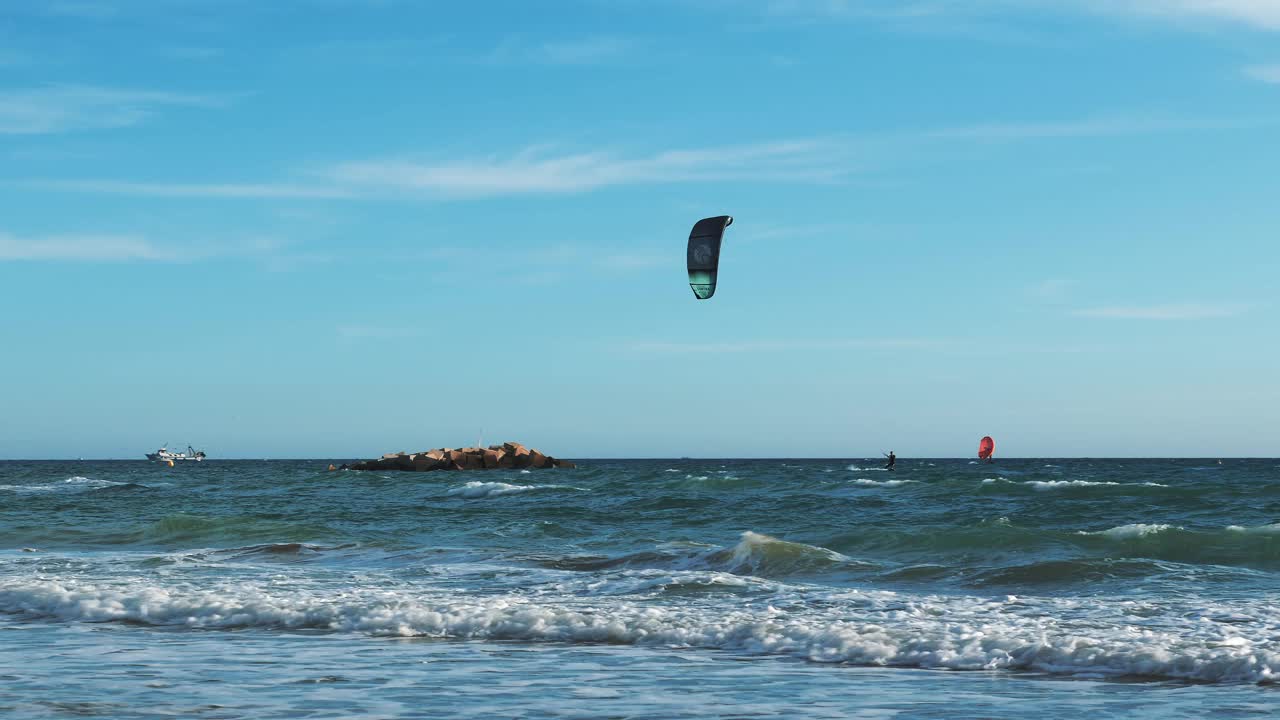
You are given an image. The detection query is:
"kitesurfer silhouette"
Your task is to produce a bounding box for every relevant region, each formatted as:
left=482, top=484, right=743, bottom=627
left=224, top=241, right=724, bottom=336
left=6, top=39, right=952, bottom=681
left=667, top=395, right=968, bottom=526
left=884, top=451, right=896, bottom=471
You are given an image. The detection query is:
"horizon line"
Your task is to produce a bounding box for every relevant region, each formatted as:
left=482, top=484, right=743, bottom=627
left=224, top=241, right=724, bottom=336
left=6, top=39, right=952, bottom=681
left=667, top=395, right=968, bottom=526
left=0, top=456, right=1270, bottom=462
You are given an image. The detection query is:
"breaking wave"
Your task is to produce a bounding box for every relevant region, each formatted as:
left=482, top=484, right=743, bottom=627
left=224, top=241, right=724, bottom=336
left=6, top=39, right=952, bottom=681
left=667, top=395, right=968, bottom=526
left=2, top=577, right=1275, bottom=683
left=0, top=476, right=133, bottom=494
left=850, top=478, right=914, bottom=487
left=446, top=482, right=578, bottom=499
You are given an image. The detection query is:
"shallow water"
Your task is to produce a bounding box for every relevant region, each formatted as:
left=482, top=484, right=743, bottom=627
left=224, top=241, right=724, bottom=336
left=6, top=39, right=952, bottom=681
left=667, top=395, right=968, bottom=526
left=2, top=459, right=1278, bottom=717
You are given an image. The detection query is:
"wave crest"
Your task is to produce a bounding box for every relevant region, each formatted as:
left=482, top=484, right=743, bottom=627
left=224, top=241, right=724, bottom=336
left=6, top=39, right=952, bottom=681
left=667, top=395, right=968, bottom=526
left=446, top=482, right=578, bottom=499
left=2, top=578, right=1276, bottom=683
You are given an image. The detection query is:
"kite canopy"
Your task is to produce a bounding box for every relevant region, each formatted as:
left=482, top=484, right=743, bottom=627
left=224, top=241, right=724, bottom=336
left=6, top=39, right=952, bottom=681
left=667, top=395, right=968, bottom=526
left=978, top=436, right=995, bottom=460
left=687, top=215, right=733, bottom=300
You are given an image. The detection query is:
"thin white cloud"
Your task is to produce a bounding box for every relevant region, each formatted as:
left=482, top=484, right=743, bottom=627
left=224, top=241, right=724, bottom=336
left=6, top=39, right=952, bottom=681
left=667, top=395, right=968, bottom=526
left=416, top=244, right=669, bottom=275
left=482, top=35, right=637, bottom=65
left=21, top=109, right=1257, bottom=201
left=26, top=179, right=352, bottom=199
left=18, top=139, right=845, bottom=199
left=0, top=85, right=224, bottom=134
left=758, top=0, right=1280, bottom=31
left=337, top=325, right=423, bottom=340
left=923, top=113, right=1273, bottom=140
left=0, top=229, right=324, bottom=266
left=1071, top=303, right=1251, bottom=319
left=1245, top=64, right=1280, bottom=83
left=0, top=231, right=175, bottom=261
left=328, top=140, right=847, bottom=197
left=626, top=338, right=947, bottom=353
left=1094, top=0, right=1280, bottom=31
left=595, top=253, right=669, bottom=270
left=162, top=46, right=225, bottom=61
left=1028, top=278, right=1074, bottom=299
left=46, top=2, right=119, bottom=20
left=538, top=36, right=636, bottom=64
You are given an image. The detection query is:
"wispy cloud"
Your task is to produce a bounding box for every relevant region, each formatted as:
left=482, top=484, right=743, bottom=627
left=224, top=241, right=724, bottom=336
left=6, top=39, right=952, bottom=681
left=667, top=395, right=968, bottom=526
left=22, top=109, right=1256, bottom=201
left=756, top=0, right=1280, bottom=31
left=0, top=229, right=326, bottom=267
left=337, top=325, right=423, bottom=340
left=0, top=231, right=174, bottom=262
left=1028, top=278, right=1074, bottom=300
left=46, top=1, right=119, bottom=20
left=482, top=35, right=637, bottom=65
left=328, top=140, right=847, bottom=197
left=923, top=113, right=1273, bottom=140
left=0, top=85, right=224, bottom=134
left=1094, top=0, right=1280, bottom=31
left=413, top=244, right=670, bottom=278
left=595, top=253, right=669, bottom=270
left=25, top=179, right=352, bottom=199
left=1071, top=302, right=1251, bottom=320
left=17, top=139, right=845, bottom=199
left=625, top=338, right=947, bottom=353
left=537, top=36, right=636, bottom=64
left=1245, top=64, right=1280, bottom=83
left=161, top=46, right=225, bottom=61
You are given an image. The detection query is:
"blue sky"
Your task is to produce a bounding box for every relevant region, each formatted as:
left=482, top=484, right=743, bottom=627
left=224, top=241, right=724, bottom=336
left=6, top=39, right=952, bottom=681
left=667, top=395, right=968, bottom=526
left=1, top=0, right=1277, bottom=458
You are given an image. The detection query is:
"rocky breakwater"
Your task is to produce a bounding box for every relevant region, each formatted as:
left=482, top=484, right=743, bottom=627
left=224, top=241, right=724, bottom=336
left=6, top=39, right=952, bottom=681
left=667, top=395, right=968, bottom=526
left=339, top=442, right=575, bottom=472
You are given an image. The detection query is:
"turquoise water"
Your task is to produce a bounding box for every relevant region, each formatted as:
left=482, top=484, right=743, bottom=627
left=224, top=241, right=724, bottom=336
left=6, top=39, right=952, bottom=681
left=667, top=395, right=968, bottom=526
left=2, top=459, right=1278, bottom=718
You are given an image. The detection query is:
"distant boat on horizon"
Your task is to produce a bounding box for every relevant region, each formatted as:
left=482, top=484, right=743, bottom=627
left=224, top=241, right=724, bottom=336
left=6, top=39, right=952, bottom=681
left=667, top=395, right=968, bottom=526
left=146, top=445, right=206, bottom=462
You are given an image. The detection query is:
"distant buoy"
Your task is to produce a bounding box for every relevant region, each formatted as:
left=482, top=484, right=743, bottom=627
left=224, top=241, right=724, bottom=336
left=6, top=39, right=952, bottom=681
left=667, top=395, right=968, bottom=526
left=327, top=464, right=337, bottom=472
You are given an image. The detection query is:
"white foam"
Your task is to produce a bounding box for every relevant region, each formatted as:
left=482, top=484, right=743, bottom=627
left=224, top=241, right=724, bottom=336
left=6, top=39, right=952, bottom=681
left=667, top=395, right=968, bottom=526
left=2, top=577, right=1275, bottom=683
left=1026, top=480, right=1167, bottom=490
left=578, top=569, right=759, bottom=596
left=850, top=478, right=913, bottom=487
left=0, top=476, right=127, bottom=494
left=446, top=482, right=575, bottom=499
left=1080, top=524, right=1178, bottom=540
left=1226, top=523, right=1280, bottom=535
left=846, top=466, right=889, bottom=472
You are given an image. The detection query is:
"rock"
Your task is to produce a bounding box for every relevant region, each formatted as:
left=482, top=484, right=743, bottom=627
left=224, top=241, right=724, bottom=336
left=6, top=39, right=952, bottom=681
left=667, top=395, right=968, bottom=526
left=349, top=442, right=572, bottom=473
left=412, top=453, right=443, bottom=471
left=510, top=446, right=532, bottom=468
left=483, top=449, right=504, bottom=469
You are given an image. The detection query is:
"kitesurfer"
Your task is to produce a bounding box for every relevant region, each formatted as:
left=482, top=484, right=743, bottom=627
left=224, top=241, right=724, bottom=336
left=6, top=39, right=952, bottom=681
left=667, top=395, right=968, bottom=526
left=884, top=451, right=896, bottom=471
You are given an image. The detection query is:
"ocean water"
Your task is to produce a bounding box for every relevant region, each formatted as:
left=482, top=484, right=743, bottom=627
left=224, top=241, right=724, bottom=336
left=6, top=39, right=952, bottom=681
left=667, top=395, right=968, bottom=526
left=2, top=458, right=1278, bottom=718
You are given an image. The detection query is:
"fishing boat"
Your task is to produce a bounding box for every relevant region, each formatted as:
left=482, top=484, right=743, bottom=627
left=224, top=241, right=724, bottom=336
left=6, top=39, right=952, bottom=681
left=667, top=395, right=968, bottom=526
left=146, top=445, right=206, bottom=462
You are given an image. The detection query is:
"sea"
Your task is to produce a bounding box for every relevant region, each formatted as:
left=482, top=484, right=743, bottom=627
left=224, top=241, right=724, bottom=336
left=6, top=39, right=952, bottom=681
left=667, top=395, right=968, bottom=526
left=1, top=458, right=1277, bottom=718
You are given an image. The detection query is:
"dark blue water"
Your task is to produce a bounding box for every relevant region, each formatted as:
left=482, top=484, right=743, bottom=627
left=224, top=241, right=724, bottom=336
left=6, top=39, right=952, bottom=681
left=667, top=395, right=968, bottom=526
left=2, top=459, right=1278, bottom=718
